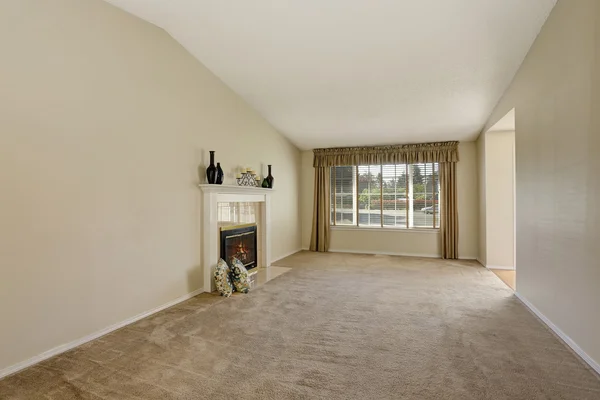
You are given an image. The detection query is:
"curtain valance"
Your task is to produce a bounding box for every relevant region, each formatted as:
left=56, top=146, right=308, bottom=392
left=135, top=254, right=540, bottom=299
left=313, top=141, right=459, bottom=167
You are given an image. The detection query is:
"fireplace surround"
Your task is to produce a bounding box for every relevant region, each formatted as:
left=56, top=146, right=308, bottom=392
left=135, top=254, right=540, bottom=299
left=199, top=184, right=272, bottom=292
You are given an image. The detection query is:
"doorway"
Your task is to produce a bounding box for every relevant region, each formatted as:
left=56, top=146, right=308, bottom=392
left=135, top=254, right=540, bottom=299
left=478, top=109, right=516, bottom=290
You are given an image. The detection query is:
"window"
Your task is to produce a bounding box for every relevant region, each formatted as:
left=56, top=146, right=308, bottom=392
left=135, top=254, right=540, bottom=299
left=330, top=166, right=357, bottom=225
left=330, top=163, right=440, bottom=229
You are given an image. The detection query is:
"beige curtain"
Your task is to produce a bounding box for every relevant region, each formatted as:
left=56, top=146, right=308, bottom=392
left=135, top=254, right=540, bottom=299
left=314, top=141, right=459, bottom=167
left=439, top=162, right=458, bottom=259
left=309, top=167, right=331, bottom=252
left=310, top=141, right=459, bottom=256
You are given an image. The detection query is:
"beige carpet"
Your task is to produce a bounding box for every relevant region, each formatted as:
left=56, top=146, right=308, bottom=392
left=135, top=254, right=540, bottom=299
left=1, top=252, right=599, bottom=399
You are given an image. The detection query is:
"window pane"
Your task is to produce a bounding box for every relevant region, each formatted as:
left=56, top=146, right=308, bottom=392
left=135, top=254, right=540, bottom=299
left=332, top=163, right=439, bottom=230
left=331, top=166, right=356, bottom=225
left=382, top=164, right=407, bottom=228
left=411, top=163, right=437, bottom=228
left=330, top=169, right=335, bottom=225
left=358, top=165, right=382, bottom=227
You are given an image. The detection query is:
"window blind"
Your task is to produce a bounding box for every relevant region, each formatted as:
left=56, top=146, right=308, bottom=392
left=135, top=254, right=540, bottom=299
left=331, top=162, right=440, bottom=229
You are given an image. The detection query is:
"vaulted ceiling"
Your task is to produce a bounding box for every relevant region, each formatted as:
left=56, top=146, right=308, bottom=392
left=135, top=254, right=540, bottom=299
left=105, top=0, right=556, bottom=149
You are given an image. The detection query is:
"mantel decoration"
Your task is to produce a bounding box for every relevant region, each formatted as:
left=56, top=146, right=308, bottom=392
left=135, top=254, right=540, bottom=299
left=236, top=167, right=262, bottom=187
left=215, top=162, right=224, bottom=184
left=206, top=151, right=217, bottom=184
left=261, top=164, right=274, bottom=189
left=205, top=151, right=224, bottom=185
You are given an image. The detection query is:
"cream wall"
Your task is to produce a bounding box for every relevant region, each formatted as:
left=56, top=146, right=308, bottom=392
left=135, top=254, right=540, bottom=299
left=0, top=0, right=300, bottom=374
left=482, top=0, right=600, bottom=368
left=479, top=131, right=516, bottom=269
left=456, top=142, right=479, bottom=259
left=477, top=133, right=487, bottom=265
left=301, top=142, right=479, bottom=259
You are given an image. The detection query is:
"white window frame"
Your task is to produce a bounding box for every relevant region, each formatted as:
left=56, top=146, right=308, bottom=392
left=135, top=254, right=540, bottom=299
left=330, top=163, right=440, bottom=232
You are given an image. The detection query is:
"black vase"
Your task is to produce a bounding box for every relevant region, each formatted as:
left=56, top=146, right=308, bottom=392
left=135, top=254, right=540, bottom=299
left=266, top=165, right=274, bottom=189
left=261, top=177, right=269, bottom=188
left=206, top=151, right=217, bottom=184
left=215, top=162, right=224, bottom=185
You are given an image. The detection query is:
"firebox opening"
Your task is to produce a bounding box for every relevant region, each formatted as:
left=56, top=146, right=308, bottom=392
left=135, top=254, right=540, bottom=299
left=220, top=223, right=258, bottom=272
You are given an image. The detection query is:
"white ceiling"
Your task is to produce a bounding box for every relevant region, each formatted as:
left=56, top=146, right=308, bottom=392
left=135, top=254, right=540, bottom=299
left=105, top=0, right=556, bottom=149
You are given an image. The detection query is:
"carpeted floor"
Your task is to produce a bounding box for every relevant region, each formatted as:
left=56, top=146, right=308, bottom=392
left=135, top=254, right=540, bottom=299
left=1, top=252, right=599, bottom=399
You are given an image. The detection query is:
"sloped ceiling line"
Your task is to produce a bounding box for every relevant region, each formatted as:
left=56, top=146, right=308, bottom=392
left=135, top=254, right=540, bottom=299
left=105, top=0, right=556, bottom=149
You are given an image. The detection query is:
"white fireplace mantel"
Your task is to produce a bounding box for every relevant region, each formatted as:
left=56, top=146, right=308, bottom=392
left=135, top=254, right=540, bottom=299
left=198, top=184, right=273, bottom=292
left=198, top=184, right=274, bottom=195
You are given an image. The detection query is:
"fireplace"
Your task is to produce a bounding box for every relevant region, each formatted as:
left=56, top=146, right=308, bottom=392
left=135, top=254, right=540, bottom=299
left=199, top=184, right=271, bottom=293
left=220, top=223, right=258, bottom=271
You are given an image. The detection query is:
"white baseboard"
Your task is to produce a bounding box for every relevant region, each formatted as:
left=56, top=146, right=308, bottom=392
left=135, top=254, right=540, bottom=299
left=486, top=265, right=515, bottom=270
left=515, top=292, right=600, bottom=376
left=271, top=248, right=302, bottom=264
left=0, top=287, right=205, bottom=380
left=477, top=258, right=515, bottom=270
left=329, top=248, right=440, bottom=259
left=304, top=248, right=476, bottom=262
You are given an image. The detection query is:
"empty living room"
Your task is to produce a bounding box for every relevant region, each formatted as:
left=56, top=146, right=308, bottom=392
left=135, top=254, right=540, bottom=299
left=2, top=0, right=600, bottom=398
